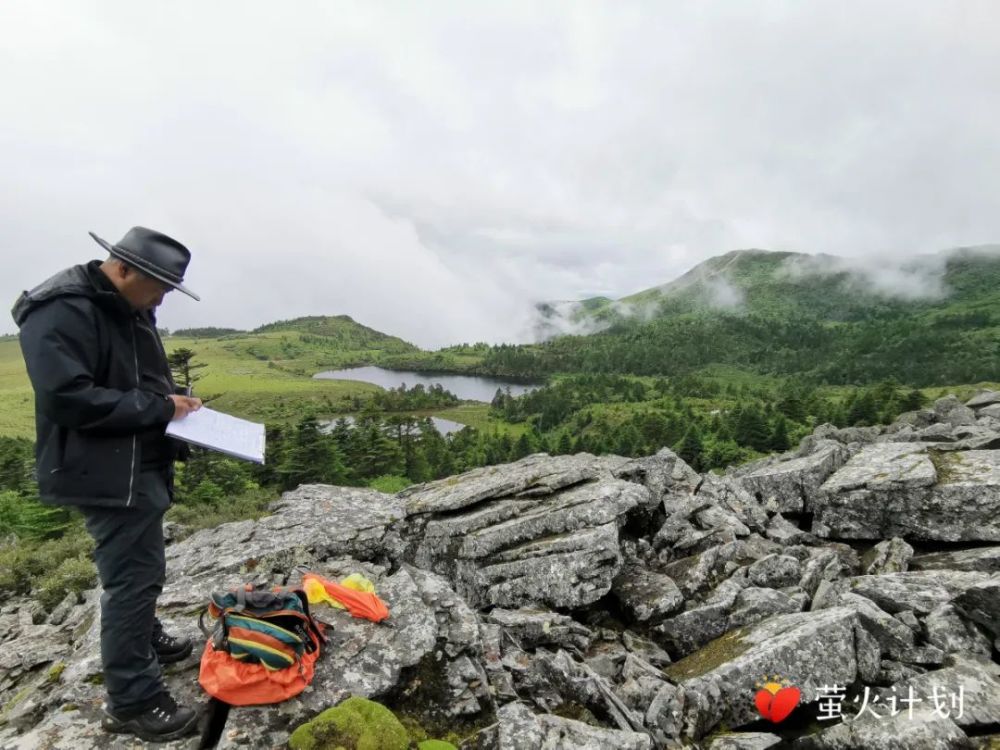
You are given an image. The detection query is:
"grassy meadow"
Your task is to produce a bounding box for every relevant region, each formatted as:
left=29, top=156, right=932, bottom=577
left=0, top=330, right=525, bottom=440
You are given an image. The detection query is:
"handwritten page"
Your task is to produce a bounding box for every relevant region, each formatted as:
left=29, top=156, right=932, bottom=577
left=165, top=407, right=266, bottom=464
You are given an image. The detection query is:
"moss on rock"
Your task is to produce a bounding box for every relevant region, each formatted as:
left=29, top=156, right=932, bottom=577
left=288, top=696, right=410, bottom=750
left=45, top=662, right=65, bottom=684
left=664, top=626, right=749, bottom=681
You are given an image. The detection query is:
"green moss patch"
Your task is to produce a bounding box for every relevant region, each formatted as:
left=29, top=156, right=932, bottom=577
left=46, top=662, right=65, bottom=684
left=928, top=449, right=964, bottom=484
left=664, top=626, right=749, bottom=682
left=288, top=696, right=410, bottom=750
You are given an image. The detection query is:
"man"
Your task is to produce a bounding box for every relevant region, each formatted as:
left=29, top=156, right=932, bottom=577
left=12, top=227, right=204, bottom=742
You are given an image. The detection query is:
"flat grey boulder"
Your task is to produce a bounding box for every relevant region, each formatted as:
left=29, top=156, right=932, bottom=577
left=747, top=554, right=802, bottom=588
left=486, top=607, right=593, bottom=652
left=815, top=571, right=993, bottom=616
left=765, top=513, right=817, bottom=545
left=813, top=446, right=1000, bottom=541
left=924, top=605, right=994, bottom=657
left=792, top=706, right=972, bottom=749
left=935, top=395, right=979, bottom=427
left=829, top=592, right=915, bottom=659
left=879, top=655, right=1000, bottom=730
left=613, top=447, right=701, bottom=512
left=911, top=546, right=1000, bottom=574
left=707, top=732, right=783, bottom=749
left=952, top=577, right=1000, bottom=637
left=482, top=701, right=653, bottom=750
left=820, top=443, right=937, bottom=495
left=665, top=607, right=860, bottom=739
left=164, top=485, right=406, bottom=583
left=967, top=390, right=1000, bottom=409
left=612, top=565, right=685, bottom=622
left=399, top=454, right=649, bottom=609
left=733, top=440, right=849, bottom=513
left=656, top=585, right=802, bottom=658
left=862, top=537, right=914, bottom=575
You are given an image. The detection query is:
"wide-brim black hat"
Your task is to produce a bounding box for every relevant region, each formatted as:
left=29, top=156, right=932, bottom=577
left=89, top=227, right=200, bottom=301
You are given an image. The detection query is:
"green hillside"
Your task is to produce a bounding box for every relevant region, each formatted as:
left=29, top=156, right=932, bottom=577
left=252, top=314, right=419, bottom=353
left=0, top=315, right=425, bottom=438
left=476, top=247, right=1000, bottom=386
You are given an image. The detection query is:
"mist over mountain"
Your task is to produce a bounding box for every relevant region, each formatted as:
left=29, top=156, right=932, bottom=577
left=532, top=245, right=1000, bottom=340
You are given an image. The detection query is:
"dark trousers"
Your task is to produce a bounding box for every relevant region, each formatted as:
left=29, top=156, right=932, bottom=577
left=80, top=468, right=171, bottom=715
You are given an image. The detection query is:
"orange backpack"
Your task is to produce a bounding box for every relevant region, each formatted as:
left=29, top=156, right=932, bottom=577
left=198, top=585, right=326, bottom=706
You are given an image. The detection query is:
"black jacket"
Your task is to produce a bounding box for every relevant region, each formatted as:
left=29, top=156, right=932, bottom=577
left=12, top=261, right=180, bottom=507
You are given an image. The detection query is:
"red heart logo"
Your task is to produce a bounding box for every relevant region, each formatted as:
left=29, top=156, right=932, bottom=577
left=754, top=686, right=801, bottom=723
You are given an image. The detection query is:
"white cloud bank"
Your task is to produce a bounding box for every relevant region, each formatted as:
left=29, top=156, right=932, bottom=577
left=1, top=2, right=999, bottom=348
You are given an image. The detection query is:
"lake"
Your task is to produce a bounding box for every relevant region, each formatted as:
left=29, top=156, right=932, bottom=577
left=313, top=366, right=541, bottom=402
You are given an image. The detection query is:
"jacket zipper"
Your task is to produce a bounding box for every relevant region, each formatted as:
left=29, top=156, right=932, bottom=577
left=127, top=320, right=139, bottom=506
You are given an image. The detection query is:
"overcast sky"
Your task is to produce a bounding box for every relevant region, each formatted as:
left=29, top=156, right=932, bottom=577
left=2, top=2, right=998, bottom=348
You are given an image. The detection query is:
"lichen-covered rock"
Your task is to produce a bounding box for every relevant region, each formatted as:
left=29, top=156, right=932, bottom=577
left=813, top=446, right=1000, bottom=541
left=613, top=448, right=701, bottom=512
left=732, top=440, right=849, bottom=513
left=485, top=608, right=593, bottom=652
left=707, top=732, right=783, bottom=749
left=935, top=395, right=979, bottom=427
left=665, top=608, right=861, bottom=738
left=862, top=537, right=914, bottom=575
left=399, top=454, right=649, bottom=609
left=910, top=546, right=1000, bottom=573
left=747, top=554, right=801, bottom=589
left=487, top=701, right=653, bottom=750
left=792, top=706, right=972, bottom=749
left=822, top=592, right=915, bottom=659
left=166, top=486, right=406, bottom=582
left=612, top=565, right=684, bottom=622
left=696, top=476, right=770, bottom=533
left=924, top=605, right=994, bottom=657
left=815, top=571, right=993, bottom=616
left=765, top=513, right=817, bottom=545
left=967, top=391, right=1000, bottom=409
left=952, top=577, right=1000, bottom=637
left=879, top=655, right=1000, bottom=730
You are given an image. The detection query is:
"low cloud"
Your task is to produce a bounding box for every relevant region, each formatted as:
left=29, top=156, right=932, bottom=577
left=778, top=252, right=951, bottom=301
left=2, top=3, right=999, bottom=349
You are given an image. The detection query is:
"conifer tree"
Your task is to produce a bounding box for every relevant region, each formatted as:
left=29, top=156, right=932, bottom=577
left=768, top=416, right=791, bottom=452
left=676, top=427, right=704, bottom=471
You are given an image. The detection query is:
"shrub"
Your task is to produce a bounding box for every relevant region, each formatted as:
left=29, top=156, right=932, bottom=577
left=0, top=525, right=94, bottom=600
left=35, top=555, right=97, bottom=610
left=165, top=486, right=275, bottom=533
left=0, top=490, right=71, bottom=539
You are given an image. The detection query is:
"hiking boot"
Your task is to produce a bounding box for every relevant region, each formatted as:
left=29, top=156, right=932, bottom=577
left=102, top=692, right=198, bottom=742
left=152, top=627, right=193, bottom=664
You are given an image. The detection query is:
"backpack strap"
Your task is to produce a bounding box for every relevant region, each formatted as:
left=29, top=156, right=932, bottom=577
left=290, top=588, right=328, bottom=646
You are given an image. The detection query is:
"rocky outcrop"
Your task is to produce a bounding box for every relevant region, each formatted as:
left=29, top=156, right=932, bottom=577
left=813, top=444, right=1000, bottom=541
left=399, top=453, right=649, bottom=610
left=3, top=392, right=1000, bottom=749
left=731, top=439, right=849, bottom=513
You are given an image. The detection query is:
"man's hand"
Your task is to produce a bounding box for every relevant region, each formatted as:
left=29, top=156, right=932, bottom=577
left=168, top=395, right=203, bottom=420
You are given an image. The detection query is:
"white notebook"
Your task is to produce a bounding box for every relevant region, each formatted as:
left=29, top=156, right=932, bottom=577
left=165, top=407, right=266, bottom=464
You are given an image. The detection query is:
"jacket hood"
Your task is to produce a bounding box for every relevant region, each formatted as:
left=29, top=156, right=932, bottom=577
left=11, top=261, right=128, bottom=328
